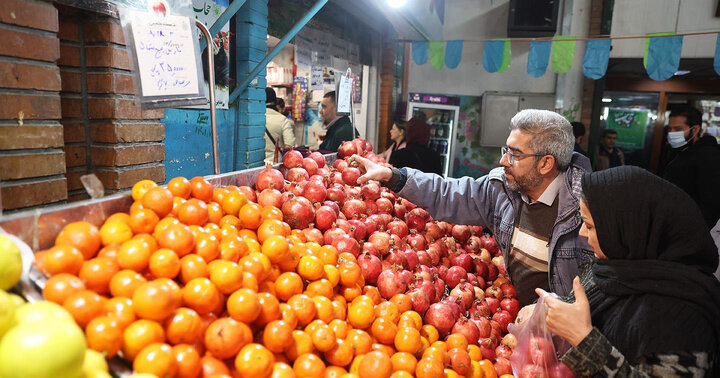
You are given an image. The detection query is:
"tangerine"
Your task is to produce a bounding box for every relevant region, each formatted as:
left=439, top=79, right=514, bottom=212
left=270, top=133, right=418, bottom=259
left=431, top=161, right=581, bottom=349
left=55, top=221, right=102, bottom=260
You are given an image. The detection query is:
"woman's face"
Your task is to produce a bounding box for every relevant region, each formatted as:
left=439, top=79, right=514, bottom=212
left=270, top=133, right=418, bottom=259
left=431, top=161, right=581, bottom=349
left=579, top=200, right=607, bottom=259
left=390, top=124, right=404, bottom=142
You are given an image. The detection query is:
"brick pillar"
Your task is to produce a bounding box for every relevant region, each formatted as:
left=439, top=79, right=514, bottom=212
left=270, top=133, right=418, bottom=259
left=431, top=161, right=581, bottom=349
left=377, top=42, right=395, bottom=152
left=579, top=0, right=604, bottom=152
left=0, top=0, right=67, bottom=211
left=55, top=8, right=167, bottom=200
left=235, top=0, right=268, bottom=169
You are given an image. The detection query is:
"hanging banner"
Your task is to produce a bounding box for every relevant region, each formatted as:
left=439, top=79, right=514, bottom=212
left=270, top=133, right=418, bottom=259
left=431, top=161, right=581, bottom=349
left=582, top=39, right=611, bottom=79
left=607, top=108, right=649, bottom=149
left=498, top=39, right=511, bottom=72
left=482, top=40, right=505, bottom=73
left=551, top=35, right=576, bottom=74
left=714, top=34, right=720, bottom=75
left=444, top=40, right=463, bottom=69
left=646, top=35, right=683, bottom=81
left=429, top=41, right=445, bottom=70
left=643, top=31, right=674, bottom=68
left=412, top=41, right=428, bottom=65
left=527, top=41, right=551, bottom=78
left=191, top=0, right=230, bottom=109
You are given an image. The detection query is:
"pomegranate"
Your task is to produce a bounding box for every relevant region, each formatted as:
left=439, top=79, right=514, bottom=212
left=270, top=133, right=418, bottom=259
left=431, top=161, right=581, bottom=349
left=287, top=167, right=310, bottom=182
left=362, top=242, right=380, bottom=257
left=406, top=209, right=428, bottom=232
left=479, top=338, right=496, bottom=360
left=400, top=249, right=419, bottom=271
left=333, top=159, right=347, bottom=171
left=326, top=185, right=346, bottom=203
left=484, top=297, right=501, bottom=315
left=451, top=225, right=471, bottom=243
left=492, top=310, right=512, bottom=333
left=308, top=151, right=325, bottom=168
left=424, top=223, right=444, bottom=241
left=282, top=149, right=303, bottom=168
left=376, top=198, right=393, bottom=214
left=368, top=231, right=392, bottom=255
left=485, top=285, right=502, bottom=300
left=452, top=317, right=480, bottom=345
left=407, top=288, right=430, bottom=314
left=500, top=283, right=517, bottom=298
left=302, top=227, right=324, bottom=244
left=473, top=259, right=489, bottom=279
left=337, top=141, right=357, bottom=158
left=342, top=167, right=361, bottom=186
left=282, top=196, right=315, bottom=229
left=470, top=313, right=492, bottom=338
left=385, top=250, right=407, bottom=268
left=464, top=236, right=482, bottom=253
left=480, top=234, right=499, bottom=254
left=314, top=205, right=337, bottom=231
left=323, top=227, right=347, bottom=246
left=416, top=250, right=431, bottom=266
left=256, top=165, right=285, bottom=191
left=357, top=253, right=382, bottom=284
left=393, top=203, right=407, bottom=219
left=360, top=182, right=382, bottom=201
left=487, top=263, right=499, bottom=282
left=495, top=344, right=512, bottom=359
left=348, top=219, right=367, bottom=241
left=302, top=157, right=318, bottom=176
left=332, top=235, right=361, bottom=257
left=442, top=296, right=463, bottom=319
left=494, top=357, right=512, bottom=376
left=257, top=188, right=283, bottom=208
left=445, top=266, right=467, bottom=288
left=424, top=303, right=455, bottom=335
left=238, top=186, right=257, bottom=202
left=450, top=283, right=474, bottom=310
left=342, top=199, right=367, bottom=220
left=387, top=220, right=409, bottom=238
left=302, top=180, right=327, bottom=204
left=362, top=216, right=378, bottom=234
left=377, top=269, right=407, bottom=299
left=407, top=233, right=427, bottom=250
left=450, top=253, right=473, bottom=272
left=501, top=333, right=517, bottom=348
left=363, top=199, right=378, bottom=215
left=500, top=298, right=519, bottom=318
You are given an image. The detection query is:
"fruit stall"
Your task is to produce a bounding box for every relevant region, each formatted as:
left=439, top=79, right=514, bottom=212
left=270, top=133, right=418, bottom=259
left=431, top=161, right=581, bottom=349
left=0, top=140, right=532, bottom=378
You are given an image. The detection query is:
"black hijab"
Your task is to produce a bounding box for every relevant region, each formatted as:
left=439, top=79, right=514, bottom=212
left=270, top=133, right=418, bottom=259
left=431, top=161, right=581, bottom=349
left=581, top=166, right=720, bottom=364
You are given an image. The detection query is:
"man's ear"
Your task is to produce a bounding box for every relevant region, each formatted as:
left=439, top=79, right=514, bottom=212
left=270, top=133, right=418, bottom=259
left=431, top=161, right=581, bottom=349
left=537, top=155, right=556, bottom=175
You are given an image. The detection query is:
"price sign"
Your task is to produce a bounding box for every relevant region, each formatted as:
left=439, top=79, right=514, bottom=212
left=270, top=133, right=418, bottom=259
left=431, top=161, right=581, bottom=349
left=337, top=68, right=353, bottom=115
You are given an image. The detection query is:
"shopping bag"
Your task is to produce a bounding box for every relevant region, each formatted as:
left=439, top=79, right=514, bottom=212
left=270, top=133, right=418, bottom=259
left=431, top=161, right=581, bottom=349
left=507, top=293, right=575, bottom=378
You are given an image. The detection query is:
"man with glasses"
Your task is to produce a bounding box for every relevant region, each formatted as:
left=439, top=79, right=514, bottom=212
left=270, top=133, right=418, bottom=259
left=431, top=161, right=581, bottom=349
left=354, top=109, right=593, bottom=307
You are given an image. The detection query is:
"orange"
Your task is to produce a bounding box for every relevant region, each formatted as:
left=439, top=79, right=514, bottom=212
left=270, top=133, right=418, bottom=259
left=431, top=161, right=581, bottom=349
left=178, top=198, right=210, bottom=226
left=100, top=221, right=133, bottom=246
left=328, top=319, right=349, bottom=339
left=297, top=255, right=323, bottom=281
left=134, top=233, right=159, bottom=251
left=398, top=311, right=422, bottom=330
left=79, top=256, right=119, bottom=294
left=242, top=271, right=259, bottom=291
left=96, top=245, right=119, bottom=262
left=225, top=287, right=260, bottom=323
left=213, top=188, right=231, bottom=205
left=263, top=320, right=294, bottom=353
left=358, top=351, right=393, bottom=378
left=302, top=279, right=332, bottom=299
left=389, top=294, right=412, bottom=313
left=272, top=361, right=296, bottom=378
left=171, top=344, right=202, bottom=378
left=194, top=232, right=220, bottom=262
left=201, top=354, right=230, bottom=376
left=207, top=201, right=224, bottom=224
left=148, top=248, right=180, bottom=279
left=122, top=319, right=166, bottom=360
left=156, top=223, right=195, bottom=257
left=239, top=202, right=263, bottom=229
left=62, top=289, right=106, bottom=328
left=313, top=296, right=334, bottom=324
left=133, top=279, right=178, bottom=321
left=391, top=352, right=417, bottom=373
left=109, top=269, right=146, bottom=298
left=467, top=345, right=482, bottom=362
left=346, top=329, right=373, bottom=356
left=209, top=261, right=243, bottom=294
left=324, top=338, right=353, bottom=367
left=190, top=176, right=214, bottom=202
left=40, top=245, right=84, bottom=276
left=477, top=360, right=497, bottom=378
left=375, top=302, right=400, bottom=323
left=141, top=186, right=174, bottom=218
left=129, top=200, right=145, bottom=214
left=154, top=217, right=180, bottom=237
left=55, top=221, right=102, bottom=260
left=262, top=235, right=289, bottom=264
left=446, top=333, right=468, bottom=351
left=324, top=366, right=347, bottom=378
left=288, top=294, right=317, bottom=327
left=338, top=260, right=362, bottom=287
left=86, top=315, right=122, bottom=357
left=447, top=347, right=471, bottom=376
left=310, top=325, right=336, bottom=352
left=235, top=343, right=274, bottom=377
left=258, top=219, right=290, bottom=243
left=255, top=292, right=281, bottom=326
left=103, top=297, right=136, bottom=330
left=132, top=179, right=158, bottom=201
left=395, top=327, right=422, bottom=354
left=275, top=272, right=303, bottom=301
left=204, top=317, right=253, bottom=359
left=134, top=343, right=178, bottom=378
left=342, top=284, right=363, bottom=302
left=105, top=213, right=131, bottom=226
left=371, top=317, right=399, bottom=345
left=182, top=277, right=221, bottom=315
left=117, top=238, right=152, bottom=271
left=42, top=273, right=85, bottom=304
left=293, top=353, right=325, bottom=378
left=415, top=358, right=444, bottom=378
left=179, top=254, right=209, bottom=283
left=347, top=302, right=374, bottom=329
left=219, top=235, right=249, bottom=262
left=129, top=208, right=160, bottom=235
left=261, top=206, right=283, bottom=221
left=165, top=307, right=203, bottom=345
left=390, top=371, right=413, bottom=378
left=168, top=177, right=192, bottom=199
left=221, top=191, right=248, bottom=216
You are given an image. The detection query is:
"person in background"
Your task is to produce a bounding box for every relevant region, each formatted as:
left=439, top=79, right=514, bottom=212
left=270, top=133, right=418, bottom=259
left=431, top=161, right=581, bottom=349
left=596, top=129, right=624, bottom=170
left=354, top=110, right=594, bottom=307
left=663, top=106, right=720, bottom=229
left=571, top=121, right=587, bottom=156
left=379, top=120, right=407, bottom=162
left=307, top=102, right=326, bottom=150
left=538, top=166, right=719, bottom=377
left=264, top=87, right=295, bottom=164
left=275, top=98, right=287, bottom=117
left=388, top=118, right=442, bottom=175
left=318, top=91, right=358, bottom=152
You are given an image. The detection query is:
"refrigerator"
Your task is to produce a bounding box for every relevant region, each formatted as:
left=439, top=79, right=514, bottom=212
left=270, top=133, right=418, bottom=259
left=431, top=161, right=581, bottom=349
left=407, top=93, right=461, bottom=177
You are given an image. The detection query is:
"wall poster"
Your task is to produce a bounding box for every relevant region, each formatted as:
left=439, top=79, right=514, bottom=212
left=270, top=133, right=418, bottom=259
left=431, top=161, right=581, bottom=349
left=190, top=0, right=230, bottom=109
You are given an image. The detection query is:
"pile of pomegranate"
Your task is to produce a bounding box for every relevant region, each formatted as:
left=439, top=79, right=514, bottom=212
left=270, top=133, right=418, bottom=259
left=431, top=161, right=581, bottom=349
left=258, top=139, right=521, bottom=376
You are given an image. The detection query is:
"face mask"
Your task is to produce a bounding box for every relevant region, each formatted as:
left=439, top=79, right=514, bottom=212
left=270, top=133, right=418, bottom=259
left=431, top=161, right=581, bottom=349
left=667, top=131, right=688, bottom=149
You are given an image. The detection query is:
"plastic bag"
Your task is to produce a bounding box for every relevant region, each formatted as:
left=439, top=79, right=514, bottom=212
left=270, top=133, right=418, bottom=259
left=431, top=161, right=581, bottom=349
left=507, top=293, right=575, bottom=378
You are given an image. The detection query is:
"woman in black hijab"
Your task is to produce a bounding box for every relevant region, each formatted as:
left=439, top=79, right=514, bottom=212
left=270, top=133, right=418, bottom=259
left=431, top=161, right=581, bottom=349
left=537, top=166, right=720, bottom=376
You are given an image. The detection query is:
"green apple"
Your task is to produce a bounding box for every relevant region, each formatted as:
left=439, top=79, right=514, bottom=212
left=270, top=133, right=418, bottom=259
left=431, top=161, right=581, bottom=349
left=13, top=300, right=75, bottom=327
left=86, top=371, right=113, bottom=378
left=83, top=349, right=108, bottom=374
left=8, top=293, right=24, bottom=307
left=0, top=318, right=86, bottom=378
left=0, top=290, right=16, bottom=338
left=0, top=235, right=22, bottom=290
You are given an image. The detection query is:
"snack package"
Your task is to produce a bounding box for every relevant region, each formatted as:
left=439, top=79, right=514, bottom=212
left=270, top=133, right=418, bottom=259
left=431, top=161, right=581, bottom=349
left=507, top=293, right=575, bottom=378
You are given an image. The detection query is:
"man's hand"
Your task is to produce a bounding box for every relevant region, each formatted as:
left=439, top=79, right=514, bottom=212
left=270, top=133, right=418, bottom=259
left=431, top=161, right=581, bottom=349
left=535, top=277, right=593, bottom=348
left=352, top=155, right=393, bottom=184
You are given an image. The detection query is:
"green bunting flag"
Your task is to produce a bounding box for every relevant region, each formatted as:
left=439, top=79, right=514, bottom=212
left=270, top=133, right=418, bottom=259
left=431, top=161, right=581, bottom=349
left=498, top=39, right=512, bottom=72
left=429, top=41, right=445, bottom=70
left=552, top=35, right=576, bottom=74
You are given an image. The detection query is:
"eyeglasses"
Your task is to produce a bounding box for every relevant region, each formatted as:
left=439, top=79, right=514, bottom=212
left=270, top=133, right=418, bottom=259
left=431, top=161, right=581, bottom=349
left=500, top=146, right=546, bottom=165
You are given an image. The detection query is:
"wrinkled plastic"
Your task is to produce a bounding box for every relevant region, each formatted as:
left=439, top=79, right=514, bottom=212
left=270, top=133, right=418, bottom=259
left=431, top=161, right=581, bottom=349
left=507, top=293, right=575, bottom=378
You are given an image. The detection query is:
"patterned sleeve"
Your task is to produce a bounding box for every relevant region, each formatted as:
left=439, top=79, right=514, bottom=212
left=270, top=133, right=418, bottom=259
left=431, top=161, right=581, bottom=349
left=561, top=328, right=711, bottom=377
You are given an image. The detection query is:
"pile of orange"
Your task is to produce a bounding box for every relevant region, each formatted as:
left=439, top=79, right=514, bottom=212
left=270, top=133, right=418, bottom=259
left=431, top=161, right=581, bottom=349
left=35, top=176, right=513, bottom=378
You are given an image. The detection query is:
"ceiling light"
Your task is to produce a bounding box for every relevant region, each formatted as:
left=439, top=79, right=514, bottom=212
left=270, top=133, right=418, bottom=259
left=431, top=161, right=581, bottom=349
left=387, top=0, right=407, bottom=8
left=674, top=70, right=691, bottom=75
left=602, top=98, right=612, bottom=103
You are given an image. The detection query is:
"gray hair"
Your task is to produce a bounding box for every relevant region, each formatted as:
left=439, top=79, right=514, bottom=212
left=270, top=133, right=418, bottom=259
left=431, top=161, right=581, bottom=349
left=509, top=109, right=575, bottom=171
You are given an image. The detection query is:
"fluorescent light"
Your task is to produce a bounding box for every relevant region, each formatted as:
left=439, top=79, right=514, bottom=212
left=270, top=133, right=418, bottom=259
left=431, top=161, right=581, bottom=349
left=602, top=98, right=612, bottom=103
left=387, top=0, right=407, bottom=8
left=674, top=70, right=691, bottom=75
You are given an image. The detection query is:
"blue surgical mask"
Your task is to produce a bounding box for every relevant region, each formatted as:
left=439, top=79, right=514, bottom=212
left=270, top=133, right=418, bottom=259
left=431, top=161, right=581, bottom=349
left=667, top=131, right=688, bottom=149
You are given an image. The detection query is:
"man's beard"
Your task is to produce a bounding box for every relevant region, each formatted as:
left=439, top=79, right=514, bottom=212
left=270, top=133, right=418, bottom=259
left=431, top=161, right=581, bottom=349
left=506, top=166, right=543, bottom=194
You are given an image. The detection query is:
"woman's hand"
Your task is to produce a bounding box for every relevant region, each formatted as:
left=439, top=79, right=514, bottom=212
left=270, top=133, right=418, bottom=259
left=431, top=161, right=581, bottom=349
left=536, top=277, right=593, bottom=347
left=352, top=155, right=393, bottom=184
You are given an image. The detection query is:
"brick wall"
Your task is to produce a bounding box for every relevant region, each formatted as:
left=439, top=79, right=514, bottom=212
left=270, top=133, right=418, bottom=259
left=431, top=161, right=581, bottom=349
left=56, top=6, right=165, bottom=202
left=235, top=0, right=268, bottom=169
left=579, top=0, right=604, bottom=153
left=377, top=42, right=395, bottom=152
left=0, top=0, right=67, bottom=210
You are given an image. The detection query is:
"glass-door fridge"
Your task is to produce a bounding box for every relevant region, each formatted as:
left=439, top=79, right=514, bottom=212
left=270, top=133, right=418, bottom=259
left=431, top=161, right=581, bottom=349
left=407, top=93, right=460, bottom=177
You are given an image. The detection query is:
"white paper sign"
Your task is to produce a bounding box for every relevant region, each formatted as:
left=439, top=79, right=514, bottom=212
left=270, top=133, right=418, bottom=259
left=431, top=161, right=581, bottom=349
left=337, top=68, right=352, bottom=114
left=310, top=66, right=323, bottom=90
left=295, top=33, right=313, bottom=67
left=130, top=10, right=200, bottom=97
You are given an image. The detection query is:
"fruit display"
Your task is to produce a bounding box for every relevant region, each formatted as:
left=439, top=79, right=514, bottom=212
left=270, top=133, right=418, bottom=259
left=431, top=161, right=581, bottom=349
left=14, top=139, right=522, bottom=378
